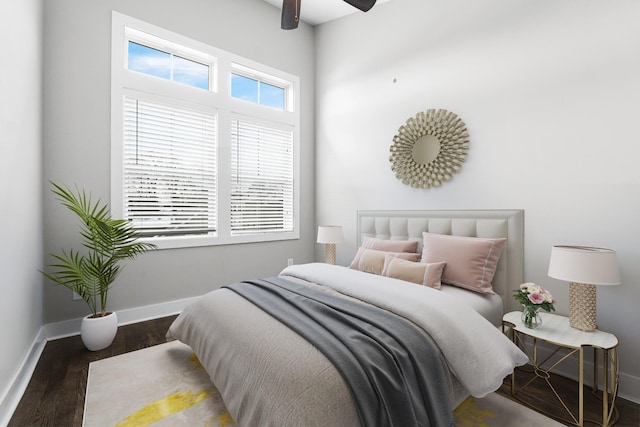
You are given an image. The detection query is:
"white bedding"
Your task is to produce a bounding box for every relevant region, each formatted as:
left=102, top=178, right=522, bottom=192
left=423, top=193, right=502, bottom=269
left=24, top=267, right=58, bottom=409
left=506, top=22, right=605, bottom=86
left=280, top=263, right=527, bottom=397
left=439, top=284, right=504, bottom=326
left=167, top=262, right=528, bottom=426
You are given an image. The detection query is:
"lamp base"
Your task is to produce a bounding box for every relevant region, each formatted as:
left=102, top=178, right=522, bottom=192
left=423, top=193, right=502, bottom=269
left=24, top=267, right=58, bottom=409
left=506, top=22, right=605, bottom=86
left=325, top=243, right=336, bottom=265
left=569, top=282, right=597, bottom=332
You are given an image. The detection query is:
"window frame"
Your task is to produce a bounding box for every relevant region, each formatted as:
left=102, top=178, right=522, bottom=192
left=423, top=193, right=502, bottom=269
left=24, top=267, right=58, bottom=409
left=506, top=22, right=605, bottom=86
left=230, top=114, right=295, bottom=236
left=111, top=12, right=300, bottom=249
left=231, top=63, right=294, bottom=111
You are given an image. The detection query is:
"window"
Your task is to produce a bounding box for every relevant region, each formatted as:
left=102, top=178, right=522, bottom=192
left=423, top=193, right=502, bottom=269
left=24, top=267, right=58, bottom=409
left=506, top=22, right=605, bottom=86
left=128, top=42, right=171, bottom=80
left=123, top=97, right=217, bottom=237
left=127, top=39, right=211, bottom=90
left=112, top=12, right=299, bottom=249
left=230, top=118, right=294, bottom=234
left=231, top=74, right=286, bottom=110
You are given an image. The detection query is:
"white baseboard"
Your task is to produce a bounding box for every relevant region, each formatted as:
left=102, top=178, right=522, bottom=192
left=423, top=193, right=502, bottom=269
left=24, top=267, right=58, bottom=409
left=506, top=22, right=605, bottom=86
left=550, top=362, right=640, bottom=405
left=619, top=371, right=640, bottom=404
left=0, top=296, right=199, bottom=425
left=43, top=296, right=200, bottom=340
left=0, top=327, right=47, bottom=427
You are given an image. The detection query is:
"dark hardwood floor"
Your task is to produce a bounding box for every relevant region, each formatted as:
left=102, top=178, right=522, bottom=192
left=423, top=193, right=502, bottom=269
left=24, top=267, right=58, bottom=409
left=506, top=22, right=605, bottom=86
left=497, top=366, right=639, bottom=427
left=9, top=315, right=640, bottom=426
left=9, top=315, right=178, bottom=427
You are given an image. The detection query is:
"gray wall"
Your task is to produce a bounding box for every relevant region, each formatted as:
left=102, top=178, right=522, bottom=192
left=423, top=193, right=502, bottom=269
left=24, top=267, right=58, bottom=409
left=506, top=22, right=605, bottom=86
left=5, top=0, right=640, bottom=411
left=315, top=0, right=640, bottom=402
left=0, top=0, right=44, bottom=407
left=42, top=0, right=316, bottom=323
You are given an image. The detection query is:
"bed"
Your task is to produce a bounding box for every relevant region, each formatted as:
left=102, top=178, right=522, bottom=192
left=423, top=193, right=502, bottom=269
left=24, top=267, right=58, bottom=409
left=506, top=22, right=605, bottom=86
left=355, top=209, right=526, bottom=322
left=167, top=209, right=528, bottom=427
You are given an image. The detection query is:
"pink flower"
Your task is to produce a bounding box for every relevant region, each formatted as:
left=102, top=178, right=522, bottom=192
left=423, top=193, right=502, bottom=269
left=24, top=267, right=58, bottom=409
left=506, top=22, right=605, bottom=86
left=528, top=292, right=545, bottom=304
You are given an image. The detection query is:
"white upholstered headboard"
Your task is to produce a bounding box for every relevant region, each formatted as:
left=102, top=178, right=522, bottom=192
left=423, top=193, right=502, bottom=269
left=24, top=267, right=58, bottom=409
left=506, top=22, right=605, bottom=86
left=357, top=210, right=524, bottom=313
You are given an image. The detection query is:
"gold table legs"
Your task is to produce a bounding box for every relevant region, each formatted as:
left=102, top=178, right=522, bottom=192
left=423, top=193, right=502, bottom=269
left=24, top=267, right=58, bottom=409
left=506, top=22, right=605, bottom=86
left=507, top=328, right=619, bottom=426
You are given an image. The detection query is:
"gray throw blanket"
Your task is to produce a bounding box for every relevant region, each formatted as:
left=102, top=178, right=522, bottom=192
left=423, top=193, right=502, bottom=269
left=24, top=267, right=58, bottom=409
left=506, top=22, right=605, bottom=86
left=225, top=277, right=453, bottom=427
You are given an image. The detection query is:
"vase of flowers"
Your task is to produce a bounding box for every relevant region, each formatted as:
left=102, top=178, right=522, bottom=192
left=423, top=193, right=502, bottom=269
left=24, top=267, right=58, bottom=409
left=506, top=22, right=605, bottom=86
left=513, top=283, right=555, bottom=329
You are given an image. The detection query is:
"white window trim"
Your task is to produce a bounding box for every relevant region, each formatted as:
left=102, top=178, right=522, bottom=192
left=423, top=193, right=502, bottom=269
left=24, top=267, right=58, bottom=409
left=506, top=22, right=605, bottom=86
left=111, top=11, right=300, bottom=249
left=231, top=63, right=294, bottom=112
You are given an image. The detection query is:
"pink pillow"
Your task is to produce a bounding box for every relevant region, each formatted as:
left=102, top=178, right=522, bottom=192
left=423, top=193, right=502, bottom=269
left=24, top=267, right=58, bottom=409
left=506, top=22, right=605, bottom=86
left=360, top=236, right=418, bottom=253
left=420, top=232, right=506, bottom=294
left=381, top=255, right=446, bottom=289
left=349, top=248, right=421, bottom=275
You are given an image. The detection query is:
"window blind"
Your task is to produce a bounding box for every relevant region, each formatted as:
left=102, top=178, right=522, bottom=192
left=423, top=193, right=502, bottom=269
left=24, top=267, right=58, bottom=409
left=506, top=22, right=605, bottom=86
left=123, top=96, right=217, bottom=237
left=230, top=118, right=294, bottom=235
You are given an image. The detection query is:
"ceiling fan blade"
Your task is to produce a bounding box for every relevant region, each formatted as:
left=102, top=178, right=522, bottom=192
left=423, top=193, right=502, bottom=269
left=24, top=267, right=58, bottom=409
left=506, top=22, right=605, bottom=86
left=281, top=0, right=301, bottom=30
left=343, top=0, right=377, bottom=12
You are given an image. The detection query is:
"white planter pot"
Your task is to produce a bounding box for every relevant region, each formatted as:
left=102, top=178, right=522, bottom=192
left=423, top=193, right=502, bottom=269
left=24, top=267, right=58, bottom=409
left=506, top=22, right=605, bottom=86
left=80, top=311, right=118, bottom=351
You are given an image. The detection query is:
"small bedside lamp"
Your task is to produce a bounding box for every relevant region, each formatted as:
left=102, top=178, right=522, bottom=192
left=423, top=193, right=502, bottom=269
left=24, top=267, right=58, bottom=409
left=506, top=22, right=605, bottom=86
left=548, top=245, right=621, bottom=331
left=317, top=226, right=343, bottom=265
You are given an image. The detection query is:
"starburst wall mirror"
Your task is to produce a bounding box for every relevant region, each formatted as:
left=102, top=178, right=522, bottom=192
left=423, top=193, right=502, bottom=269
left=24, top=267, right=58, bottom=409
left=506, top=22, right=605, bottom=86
left=389, top=109, right=469, bottom=189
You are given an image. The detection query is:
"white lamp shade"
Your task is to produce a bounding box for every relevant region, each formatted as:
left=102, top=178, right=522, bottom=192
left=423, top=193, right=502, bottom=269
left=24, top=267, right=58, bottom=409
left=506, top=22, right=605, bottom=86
left=548, top=245, right=621, bottom=286
left=317, top=226, right=343, bottom=244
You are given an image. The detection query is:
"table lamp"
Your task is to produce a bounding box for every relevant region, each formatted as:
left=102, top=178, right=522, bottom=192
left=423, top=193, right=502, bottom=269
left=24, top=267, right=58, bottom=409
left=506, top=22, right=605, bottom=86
left=548, top=245, right=621, bottom=331
left=317, top=226, right=343, bottom=265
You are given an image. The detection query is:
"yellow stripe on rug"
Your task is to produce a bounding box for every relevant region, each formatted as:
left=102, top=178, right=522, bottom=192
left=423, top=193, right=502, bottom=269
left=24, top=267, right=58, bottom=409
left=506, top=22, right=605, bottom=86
left=84, top=341, right=236, bottom=427
left=454, top=396, right=497, bottom=426
left=84, top=341, right=561, bottom=427
left=115, top=388, right=213, bottom=427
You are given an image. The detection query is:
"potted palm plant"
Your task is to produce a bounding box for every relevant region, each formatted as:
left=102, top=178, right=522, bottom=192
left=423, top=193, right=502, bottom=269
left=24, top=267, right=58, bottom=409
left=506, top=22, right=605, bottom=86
left=42, top=182, right=156, bottom=351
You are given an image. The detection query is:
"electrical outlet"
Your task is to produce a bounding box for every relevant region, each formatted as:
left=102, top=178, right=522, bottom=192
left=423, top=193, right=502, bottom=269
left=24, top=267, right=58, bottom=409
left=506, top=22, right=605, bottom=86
left=287, top=258, right=294, bottom=266
left=72, top=291, right=82, bottom=301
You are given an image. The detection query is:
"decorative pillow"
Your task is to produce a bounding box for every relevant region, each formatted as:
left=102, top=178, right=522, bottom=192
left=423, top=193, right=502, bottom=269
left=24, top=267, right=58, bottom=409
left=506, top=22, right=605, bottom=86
left=349, top=248, right=421, bottom=275
left=360, top=236, right=418, bottom=253
left=381, top=255, right=446, bottom=289
left=420, top=232, right=506, bottom=294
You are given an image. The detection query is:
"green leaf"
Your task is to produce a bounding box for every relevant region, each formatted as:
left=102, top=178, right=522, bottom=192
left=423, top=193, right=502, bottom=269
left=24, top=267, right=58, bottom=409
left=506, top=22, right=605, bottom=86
left=41, top=182, right=156, bottom=316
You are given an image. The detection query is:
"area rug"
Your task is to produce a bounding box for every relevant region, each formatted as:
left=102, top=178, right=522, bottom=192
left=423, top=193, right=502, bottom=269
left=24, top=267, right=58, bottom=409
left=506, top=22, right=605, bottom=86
left=84, top=341, right=563, bottom=427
